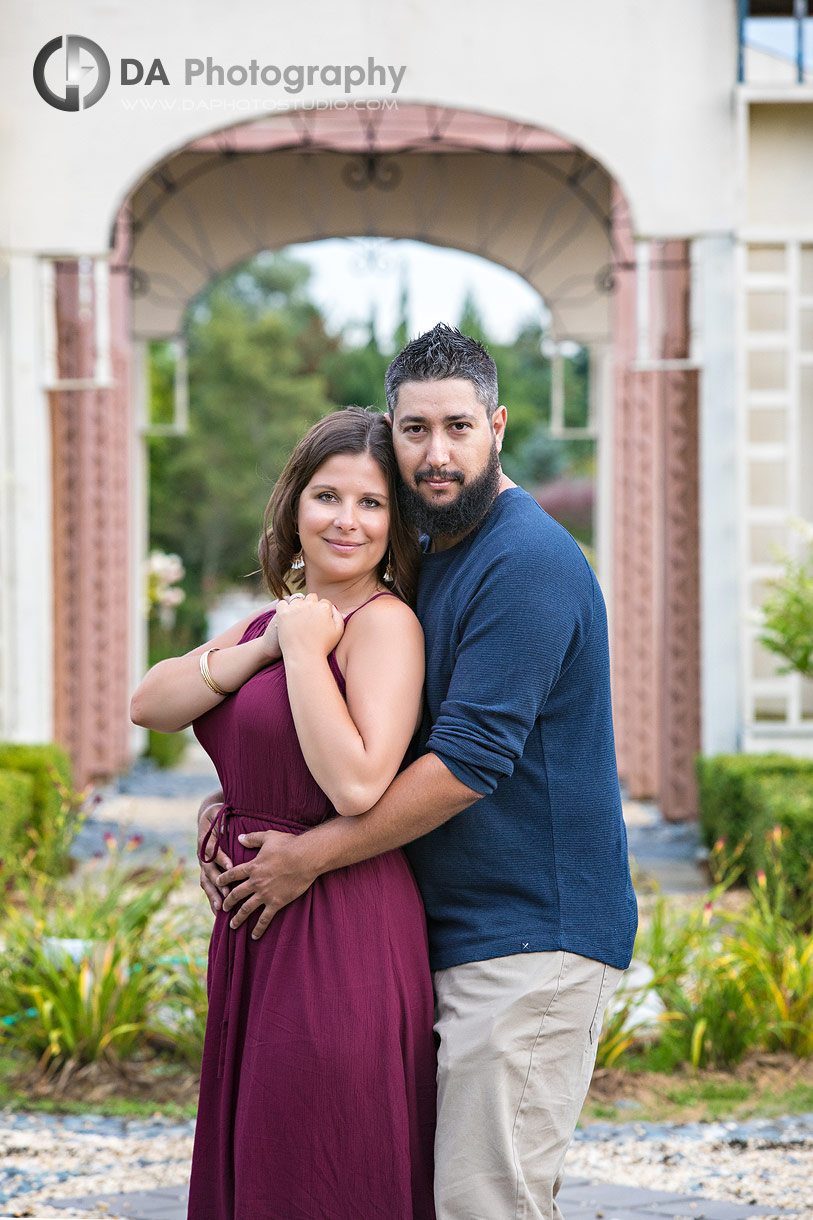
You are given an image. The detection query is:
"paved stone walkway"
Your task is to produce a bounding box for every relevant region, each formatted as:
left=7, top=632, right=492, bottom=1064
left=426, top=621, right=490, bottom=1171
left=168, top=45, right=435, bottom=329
left=42, top=1177, right=785, bottom=1219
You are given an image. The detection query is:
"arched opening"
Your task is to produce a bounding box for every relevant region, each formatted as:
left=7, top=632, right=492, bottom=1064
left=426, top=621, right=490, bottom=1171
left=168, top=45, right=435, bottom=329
left=48, top=102, right=700, bottom=820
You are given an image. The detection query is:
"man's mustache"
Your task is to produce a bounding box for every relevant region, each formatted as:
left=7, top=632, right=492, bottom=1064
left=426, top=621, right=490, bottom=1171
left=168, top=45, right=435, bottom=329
left=414, top=468, right=464, bottom=486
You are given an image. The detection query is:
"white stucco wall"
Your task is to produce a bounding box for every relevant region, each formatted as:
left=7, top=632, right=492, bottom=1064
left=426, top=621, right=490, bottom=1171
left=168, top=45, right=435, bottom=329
left=1, top=0, right=739, bottom=255
left=0, top=256, right=53, bottom=743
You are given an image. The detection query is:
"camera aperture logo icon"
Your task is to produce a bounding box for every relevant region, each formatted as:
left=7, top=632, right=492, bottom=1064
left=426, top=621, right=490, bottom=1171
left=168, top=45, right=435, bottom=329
left=33, top=36, right=111, bottom=111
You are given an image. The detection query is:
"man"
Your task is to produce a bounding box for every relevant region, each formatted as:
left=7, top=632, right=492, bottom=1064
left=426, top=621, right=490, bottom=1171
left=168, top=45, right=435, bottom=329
left=199, top=324, right=637, bottom=1220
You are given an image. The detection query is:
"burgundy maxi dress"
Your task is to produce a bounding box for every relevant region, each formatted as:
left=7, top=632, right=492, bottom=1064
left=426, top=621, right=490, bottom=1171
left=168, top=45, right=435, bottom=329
left=187, top=601, right=437, bottom=1220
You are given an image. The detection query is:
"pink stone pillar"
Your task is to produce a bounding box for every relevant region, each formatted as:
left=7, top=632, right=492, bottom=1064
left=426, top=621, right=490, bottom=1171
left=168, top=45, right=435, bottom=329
left=50, top=250, right=132, bottom=788
left=611, top=209, right=700, bottom=820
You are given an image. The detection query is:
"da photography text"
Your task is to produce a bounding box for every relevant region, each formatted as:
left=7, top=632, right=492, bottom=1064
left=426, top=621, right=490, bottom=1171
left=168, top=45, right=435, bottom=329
left=33, top=37, right=407, bottom=112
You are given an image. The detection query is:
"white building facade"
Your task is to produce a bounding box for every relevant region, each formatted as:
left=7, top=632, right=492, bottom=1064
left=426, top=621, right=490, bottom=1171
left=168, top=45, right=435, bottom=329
left=0, top=0, right=810, bottom=810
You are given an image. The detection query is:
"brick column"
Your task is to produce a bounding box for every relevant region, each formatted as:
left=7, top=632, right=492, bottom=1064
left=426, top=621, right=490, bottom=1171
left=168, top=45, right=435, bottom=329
left=50, top=255, right=132, bottom=786
left=611, top=214, right=701, bottom=819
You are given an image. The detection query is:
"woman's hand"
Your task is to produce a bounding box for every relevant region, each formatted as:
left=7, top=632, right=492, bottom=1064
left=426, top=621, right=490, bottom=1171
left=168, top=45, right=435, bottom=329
left=259, top=611, right=281, bottom=662
left=197, top=793, right=232, bottom=914
left=275, top=594, right=344, bottom=659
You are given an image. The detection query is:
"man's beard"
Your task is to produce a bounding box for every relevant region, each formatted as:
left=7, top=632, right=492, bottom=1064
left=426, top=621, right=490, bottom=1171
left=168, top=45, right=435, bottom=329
left=397, top=442, right=502, bottom=542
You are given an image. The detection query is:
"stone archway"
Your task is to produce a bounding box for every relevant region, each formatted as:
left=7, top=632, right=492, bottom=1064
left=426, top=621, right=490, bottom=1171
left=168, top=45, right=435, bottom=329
left=48, top=103, right=700, bottom=820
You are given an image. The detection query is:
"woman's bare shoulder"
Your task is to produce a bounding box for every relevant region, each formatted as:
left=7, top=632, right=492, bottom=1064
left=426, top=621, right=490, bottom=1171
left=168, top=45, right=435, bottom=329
left=346, top=594, right=423, bottom=638
left=337, top=596, right=424, bottom=679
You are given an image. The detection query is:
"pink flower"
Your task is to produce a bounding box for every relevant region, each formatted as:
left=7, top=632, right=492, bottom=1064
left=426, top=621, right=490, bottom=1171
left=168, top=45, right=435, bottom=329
left=713, top=837, right=727, bottom=853
left=756, top=869, right=767, bottom=889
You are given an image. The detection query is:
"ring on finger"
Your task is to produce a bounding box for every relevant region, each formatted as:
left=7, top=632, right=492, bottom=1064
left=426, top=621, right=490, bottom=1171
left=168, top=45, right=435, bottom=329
left=288, top=593, right=306, bottom=601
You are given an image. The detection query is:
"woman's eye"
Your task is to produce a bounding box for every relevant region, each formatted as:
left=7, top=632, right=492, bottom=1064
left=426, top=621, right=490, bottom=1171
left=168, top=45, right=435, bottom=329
left=361, top=499, right=381, bottom=509
left=317, top=492, right=336, bottom=502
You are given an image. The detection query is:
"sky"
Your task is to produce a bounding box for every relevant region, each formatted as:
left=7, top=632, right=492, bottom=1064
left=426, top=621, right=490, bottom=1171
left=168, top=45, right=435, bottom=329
left=744, top=16, right=813, bottom=65
left=285, top=237, right=549, bottom=346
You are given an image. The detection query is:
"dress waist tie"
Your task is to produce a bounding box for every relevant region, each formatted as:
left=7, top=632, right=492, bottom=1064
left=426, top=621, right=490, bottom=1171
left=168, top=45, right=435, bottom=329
left=199, top=800, right=233, bottom=865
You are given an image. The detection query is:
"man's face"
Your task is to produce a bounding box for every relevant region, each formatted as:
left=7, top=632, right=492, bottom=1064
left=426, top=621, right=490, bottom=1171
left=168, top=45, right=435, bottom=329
left=390, top=379, right=507, bottom=544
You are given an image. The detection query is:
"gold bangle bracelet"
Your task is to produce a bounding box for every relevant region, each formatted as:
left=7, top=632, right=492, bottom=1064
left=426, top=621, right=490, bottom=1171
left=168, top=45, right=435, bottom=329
left=200, top=648, right=229, bottom=697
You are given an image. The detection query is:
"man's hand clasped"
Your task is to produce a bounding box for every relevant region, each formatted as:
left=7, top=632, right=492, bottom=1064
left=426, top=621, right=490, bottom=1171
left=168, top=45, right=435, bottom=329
left=217, top=828, right=317, bottom=940
left=198, top=792, right=318, bottom=939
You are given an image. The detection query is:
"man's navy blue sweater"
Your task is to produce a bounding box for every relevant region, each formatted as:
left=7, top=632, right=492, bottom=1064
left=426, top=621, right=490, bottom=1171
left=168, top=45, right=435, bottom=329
left=403, top=486, right=638, bottom=973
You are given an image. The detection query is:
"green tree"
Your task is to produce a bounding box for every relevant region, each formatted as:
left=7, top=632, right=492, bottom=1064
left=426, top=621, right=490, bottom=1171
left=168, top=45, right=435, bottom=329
left=759, top=522, right=813, bottom=678
left=148, top=255, right=338, bottom=621
left=321, top=313, right=390, bottom=411
left=457, top=290, right=489, bottom=346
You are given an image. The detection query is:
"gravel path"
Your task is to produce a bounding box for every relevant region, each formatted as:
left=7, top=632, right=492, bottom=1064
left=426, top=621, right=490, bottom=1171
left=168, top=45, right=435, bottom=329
left=0, top=1111, right=194, bottom=1218
left=1, top=1110, right=811, bottom=1219
left=565, top=1114, right=813, bottom=1218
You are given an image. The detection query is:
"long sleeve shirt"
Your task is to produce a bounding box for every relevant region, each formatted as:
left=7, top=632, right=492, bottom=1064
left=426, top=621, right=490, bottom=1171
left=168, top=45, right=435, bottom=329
left=403, top=486, right=638, bottom=972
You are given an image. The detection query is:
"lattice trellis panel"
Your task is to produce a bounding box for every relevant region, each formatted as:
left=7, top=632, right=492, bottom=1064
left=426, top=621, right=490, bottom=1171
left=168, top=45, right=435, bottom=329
left=742, top=240, right=813, bottom=738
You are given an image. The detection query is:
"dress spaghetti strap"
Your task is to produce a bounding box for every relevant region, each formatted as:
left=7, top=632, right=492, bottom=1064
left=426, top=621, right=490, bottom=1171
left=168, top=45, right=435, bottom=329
left=343, top=590, right=397, bottom=623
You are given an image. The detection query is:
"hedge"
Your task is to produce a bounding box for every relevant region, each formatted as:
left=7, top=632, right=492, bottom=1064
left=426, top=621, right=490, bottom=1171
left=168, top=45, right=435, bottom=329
left=145, top=728, right=187, bottom=769
left=0, top=770, right=36, bottom=864
left=696, top=752, right=813, bottom=889
left=0, top=743, right=74, bottom=866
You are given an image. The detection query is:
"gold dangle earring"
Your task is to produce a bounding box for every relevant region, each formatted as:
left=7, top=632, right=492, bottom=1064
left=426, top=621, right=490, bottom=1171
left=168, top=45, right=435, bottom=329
left=383, top=549, right=395, bottom=584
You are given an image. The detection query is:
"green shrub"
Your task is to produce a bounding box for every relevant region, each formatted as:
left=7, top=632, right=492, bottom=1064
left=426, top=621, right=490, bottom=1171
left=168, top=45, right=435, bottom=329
left=0, top=744, right=77, bottom=875
left=719, top=830, right=813, bottom=1057
left=622, top=831, right=813, bottom=1072
left=661, top=959, right=763, bottom=1070
left=752, top=779, right=813, bottom=898
left=0, top=841, right=186, bottom=1075
left=0, top=770, right=35, bottom=866
left=150, top=935, right=209, bottom=1068
left=696, top=752, right=813, bottom=882
left=758, top=523, right=813, bottom=678
left=1, top=935, right=166, bottom=1074
left=144, top=728, right=188, bottom=770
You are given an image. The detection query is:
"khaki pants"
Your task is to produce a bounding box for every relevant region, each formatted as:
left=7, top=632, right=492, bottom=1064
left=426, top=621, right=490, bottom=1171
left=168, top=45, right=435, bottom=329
left=433, top=950, right=623, bottom=1220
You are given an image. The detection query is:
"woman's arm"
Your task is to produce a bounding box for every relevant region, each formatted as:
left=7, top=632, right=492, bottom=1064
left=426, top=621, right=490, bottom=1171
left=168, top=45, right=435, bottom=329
left=278, top=595, right=425, bottom=816
left=130, top=607, right=280, bottom=733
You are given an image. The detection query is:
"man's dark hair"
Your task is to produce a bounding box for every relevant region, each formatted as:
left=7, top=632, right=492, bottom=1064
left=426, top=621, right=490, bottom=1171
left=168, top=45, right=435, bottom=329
left=385, top=323, right=499, bottom=418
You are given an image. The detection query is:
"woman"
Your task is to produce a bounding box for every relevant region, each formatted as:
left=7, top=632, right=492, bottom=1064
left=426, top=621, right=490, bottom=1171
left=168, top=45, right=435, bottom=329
left=130, top=408, right=436, bottom=1220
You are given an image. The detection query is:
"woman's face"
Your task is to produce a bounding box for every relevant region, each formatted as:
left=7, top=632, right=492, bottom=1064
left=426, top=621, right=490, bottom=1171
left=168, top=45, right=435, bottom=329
left=296, top=451, right=391, bottom=585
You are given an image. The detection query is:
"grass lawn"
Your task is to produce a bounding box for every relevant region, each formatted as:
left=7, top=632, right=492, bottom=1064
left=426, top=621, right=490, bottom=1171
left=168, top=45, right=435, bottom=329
left=582, top=1050, right=813, bottom=1126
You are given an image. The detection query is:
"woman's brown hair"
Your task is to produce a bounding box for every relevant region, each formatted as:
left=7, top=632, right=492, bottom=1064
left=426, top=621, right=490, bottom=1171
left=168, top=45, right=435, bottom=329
left=259, top=407, right=421, bottom=606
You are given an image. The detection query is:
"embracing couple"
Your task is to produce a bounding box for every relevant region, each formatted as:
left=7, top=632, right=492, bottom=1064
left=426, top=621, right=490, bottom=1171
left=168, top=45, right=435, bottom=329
left=131, top=324, right=637, bottom=1220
